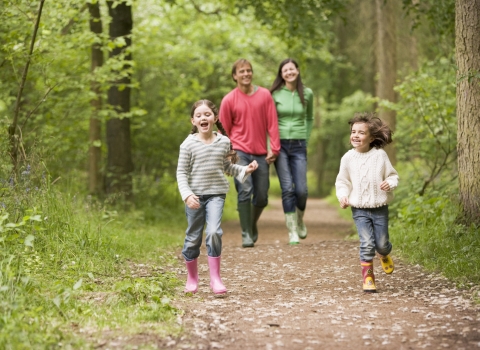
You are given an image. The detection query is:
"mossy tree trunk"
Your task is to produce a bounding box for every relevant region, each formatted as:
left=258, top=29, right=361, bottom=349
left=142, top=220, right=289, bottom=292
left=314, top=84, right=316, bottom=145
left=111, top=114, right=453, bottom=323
left=105, top=0, right=134, bottom=200
left=88, top=1, right=104, bottom=196
left=375, top=0, right=397, bottom=164
left=455, top=0, right=480, bottom=225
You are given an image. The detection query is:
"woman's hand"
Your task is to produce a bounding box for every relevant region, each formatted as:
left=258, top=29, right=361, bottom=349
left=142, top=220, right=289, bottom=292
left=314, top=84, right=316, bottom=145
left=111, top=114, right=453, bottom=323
left=185, top=194, right=200, bottom=209
left=340, top=197, right=349, bottom=209
left=245, top=160, right=258, bottom=174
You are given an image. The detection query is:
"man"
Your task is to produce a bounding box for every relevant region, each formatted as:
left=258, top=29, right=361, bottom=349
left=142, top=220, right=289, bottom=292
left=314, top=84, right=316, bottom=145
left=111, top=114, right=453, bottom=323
left=219, top=59, right=280, bottom=247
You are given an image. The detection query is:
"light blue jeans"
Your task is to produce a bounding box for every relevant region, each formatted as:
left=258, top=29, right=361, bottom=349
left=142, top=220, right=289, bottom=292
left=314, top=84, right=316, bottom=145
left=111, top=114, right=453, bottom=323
left=234, top=150, right=270, bottom=208
left=274, top=139, right=308, bottom=213
left=182, top=194, right=225, bottom=261
left=351, top=206, right=392, bottom=262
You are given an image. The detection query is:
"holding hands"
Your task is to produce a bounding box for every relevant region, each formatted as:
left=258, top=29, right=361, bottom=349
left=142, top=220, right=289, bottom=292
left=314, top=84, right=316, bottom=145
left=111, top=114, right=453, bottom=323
left=265, top=150, right=277, bottom=165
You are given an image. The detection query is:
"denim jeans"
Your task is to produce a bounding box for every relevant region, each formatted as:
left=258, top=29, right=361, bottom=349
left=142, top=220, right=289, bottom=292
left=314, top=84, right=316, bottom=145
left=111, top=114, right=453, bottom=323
left=351, top=206, right=392, bottom=262
left=182, top=194, right=226, bottom=261
left=274, top=139, right=308, bottom=213
left=234, top=150, right=270, bottom=208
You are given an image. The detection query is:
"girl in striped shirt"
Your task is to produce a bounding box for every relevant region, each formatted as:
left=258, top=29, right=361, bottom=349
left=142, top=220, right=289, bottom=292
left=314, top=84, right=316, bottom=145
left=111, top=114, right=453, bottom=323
left=177, top=99, right=258, bottom=294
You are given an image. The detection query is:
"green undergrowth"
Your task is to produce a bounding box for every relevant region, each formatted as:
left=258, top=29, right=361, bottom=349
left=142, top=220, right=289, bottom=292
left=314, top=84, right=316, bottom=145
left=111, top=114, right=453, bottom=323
left=0, top=171, right=185, bottom=349
left=390, top=194, right=480, bottom=292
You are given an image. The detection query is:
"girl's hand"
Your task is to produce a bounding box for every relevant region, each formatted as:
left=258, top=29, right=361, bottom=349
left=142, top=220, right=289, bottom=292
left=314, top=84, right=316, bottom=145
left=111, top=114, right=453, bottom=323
left=245, top=160, right=258, bottom=174
left=380, top=180, right=391, bottom=191
left=340, top=197, right=349, bottom=209
left=185, top=194, right=200, bottom=209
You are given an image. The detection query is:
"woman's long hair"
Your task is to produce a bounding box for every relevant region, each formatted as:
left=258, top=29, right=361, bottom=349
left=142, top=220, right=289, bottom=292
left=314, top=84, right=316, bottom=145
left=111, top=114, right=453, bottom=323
left=269, top=58, right=305, bottom=105
left=190, top=99, right=238, bottom=164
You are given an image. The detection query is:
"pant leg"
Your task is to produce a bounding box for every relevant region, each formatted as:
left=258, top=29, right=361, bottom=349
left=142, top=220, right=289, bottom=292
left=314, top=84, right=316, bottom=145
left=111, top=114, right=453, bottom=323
left=182, top=201, right=206, bottom=261
left=204, top=195, right=226, bottom=257
left=275, top=141, right=296, bottom=213
left=372, top=206, right=392, bottom=256
left=251, top=154, right=270, bottom=208
left=234, top=151, right=254, bottom=204
left=289, top=140, right=308, bottom=212
left=351, top=207, right=376, bottom=261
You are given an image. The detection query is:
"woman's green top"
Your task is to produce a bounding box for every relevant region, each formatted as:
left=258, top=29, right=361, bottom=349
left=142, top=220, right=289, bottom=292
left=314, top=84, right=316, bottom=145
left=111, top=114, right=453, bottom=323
left=272, top=86, right=314, bottom=142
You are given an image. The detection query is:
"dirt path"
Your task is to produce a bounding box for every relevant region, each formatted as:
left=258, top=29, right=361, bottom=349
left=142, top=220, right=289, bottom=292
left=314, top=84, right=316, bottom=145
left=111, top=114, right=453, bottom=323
left=173, top=198, right=480, bottom=350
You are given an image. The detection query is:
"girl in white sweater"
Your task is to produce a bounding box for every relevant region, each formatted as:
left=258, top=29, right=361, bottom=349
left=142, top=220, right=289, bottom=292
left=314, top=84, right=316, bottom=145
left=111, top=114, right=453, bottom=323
left=335, top=113, right=399, bottom=293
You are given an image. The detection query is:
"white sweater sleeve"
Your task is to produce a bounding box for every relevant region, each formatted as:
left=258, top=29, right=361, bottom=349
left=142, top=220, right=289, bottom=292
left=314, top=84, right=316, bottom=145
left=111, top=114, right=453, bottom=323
left=335, top=155, right=352, bottom=200
left=382, top=152, right=399, bottom=191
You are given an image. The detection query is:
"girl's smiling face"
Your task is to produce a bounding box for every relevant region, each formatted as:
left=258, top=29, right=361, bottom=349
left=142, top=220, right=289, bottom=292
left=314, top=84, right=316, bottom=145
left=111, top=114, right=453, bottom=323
left=350, top=122, right=374, bottom=153
left=191, top=104, right=217, bottom=136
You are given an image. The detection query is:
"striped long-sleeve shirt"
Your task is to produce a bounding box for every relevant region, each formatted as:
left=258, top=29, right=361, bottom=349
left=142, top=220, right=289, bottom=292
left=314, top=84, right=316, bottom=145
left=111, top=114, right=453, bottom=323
left=176, top=132, right=248, bottom=201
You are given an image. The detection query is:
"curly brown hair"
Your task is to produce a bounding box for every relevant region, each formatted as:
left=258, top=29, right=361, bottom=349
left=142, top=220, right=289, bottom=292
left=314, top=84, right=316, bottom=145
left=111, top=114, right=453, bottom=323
left=190, top=99, right=238, bottom=164
left=348, top=112, right=393, bottom=149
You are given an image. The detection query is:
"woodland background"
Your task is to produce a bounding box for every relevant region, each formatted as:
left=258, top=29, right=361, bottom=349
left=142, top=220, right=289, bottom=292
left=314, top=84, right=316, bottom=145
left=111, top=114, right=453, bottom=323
left=0, top=0, right=479, bottom=348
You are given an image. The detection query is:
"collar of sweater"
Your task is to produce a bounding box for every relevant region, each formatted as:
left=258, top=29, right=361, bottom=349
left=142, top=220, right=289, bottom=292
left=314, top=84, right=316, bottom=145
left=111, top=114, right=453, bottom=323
left=350, top=147, right=378, bottom=158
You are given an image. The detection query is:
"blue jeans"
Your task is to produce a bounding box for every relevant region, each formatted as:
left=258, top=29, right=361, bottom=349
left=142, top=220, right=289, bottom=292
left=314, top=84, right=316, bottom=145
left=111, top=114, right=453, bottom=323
left=274, top=139, right=308, bottom=213
left=182, top=194, right=226, bottom=261
left=351, top=206, right=392, bottom=262
left=234, top=150, right=270, bottom=207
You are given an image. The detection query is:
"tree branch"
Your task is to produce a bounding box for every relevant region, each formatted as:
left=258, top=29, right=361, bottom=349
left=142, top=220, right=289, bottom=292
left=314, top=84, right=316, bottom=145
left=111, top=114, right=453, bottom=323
left=9, top=0, right=45, bottom=171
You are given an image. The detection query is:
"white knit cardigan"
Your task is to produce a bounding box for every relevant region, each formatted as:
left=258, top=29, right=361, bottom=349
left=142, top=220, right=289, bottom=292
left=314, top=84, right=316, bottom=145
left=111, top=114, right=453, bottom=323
left=335, top=148, right=399, bottom=208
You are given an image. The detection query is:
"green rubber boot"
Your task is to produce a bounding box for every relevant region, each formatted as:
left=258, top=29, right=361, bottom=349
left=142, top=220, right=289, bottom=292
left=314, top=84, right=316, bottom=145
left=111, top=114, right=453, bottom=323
left=238, top=202, right=254, bottom=248
left=285, top=212, right=299, bottom=245
left=296, top=208, right=307, bottom=239
left=251, top=206, right=264, bottom=243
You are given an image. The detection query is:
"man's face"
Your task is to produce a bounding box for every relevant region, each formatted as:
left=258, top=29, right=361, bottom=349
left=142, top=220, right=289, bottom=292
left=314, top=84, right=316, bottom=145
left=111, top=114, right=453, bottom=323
left=233, top=63, right=253, bottom=88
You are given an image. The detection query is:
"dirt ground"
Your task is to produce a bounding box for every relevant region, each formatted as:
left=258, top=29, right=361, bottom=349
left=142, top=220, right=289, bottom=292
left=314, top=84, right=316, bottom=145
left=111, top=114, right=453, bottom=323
left=170, top=198, right=480, bottom=350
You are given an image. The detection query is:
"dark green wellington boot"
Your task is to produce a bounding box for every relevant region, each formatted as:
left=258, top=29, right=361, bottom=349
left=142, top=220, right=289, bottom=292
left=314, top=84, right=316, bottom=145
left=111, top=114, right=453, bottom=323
left=238, top=202, right=254, bottom=248
left=251, top=206, right=264, bottom=243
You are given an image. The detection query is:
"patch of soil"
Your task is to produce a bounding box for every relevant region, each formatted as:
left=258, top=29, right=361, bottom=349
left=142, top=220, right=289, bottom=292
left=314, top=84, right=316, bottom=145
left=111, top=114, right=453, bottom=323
left=172, top=198, right=480, bottom=350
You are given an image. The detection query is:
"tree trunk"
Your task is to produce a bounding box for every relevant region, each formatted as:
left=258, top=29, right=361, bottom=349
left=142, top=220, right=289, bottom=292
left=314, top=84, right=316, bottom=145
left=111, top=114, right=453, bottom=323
left=455, top=0, right=480, bottom=225
left=105, top=1, right=133, bottom=199
left=375, top=0, right=397, bottom=164
left=88, top=1, right=103, bottom=196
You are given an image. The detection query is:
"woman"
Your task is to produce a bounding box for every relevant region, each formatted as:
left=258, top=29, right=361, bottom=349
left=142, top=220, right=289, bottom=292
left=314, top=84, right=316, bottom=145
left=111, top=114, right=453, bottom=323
left=270, top=58, right=314, bottom=245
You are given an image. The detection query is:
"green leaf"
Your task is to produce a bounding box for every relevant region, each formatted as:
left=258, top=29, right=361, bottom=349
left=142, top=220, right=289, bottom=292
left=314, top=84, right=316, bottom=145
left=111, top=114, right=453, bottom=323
left=24, top=235, right=35, bottom=247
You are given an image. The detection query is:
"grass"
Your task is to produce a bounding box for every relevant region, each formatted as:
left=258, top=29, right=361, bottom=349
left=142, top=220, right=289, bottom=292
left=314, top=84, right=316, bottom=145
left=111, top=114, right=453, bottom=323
left=390, top=195, right=480, bottom=291
left=0, top=174, right=186, bottom=349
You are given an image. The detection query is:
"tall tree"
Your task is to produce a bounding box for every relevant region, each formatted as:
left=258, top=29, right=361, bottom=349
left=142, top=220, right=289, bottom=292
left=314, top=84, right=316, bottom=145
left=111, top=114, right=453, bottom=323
left=455, top=0, right=480, bottom=225
left=88, top=0, right=104, bottom=195
left=106, top=0, right=133, bottom=199
left=8, top=0, right=45, bottom=175
left=375, top=0, right=397, bottom=164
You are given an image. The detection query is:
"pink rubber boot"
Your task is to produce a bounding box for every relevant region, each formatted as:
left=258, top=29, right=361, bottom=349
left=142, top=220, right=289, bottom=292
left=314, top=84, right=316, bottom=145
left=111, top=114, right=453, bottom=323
left=184, top=258, right=198, bottom=293
left=361, top=260, right=376, bottom=293
left=207, top=256, right=227, bottom=294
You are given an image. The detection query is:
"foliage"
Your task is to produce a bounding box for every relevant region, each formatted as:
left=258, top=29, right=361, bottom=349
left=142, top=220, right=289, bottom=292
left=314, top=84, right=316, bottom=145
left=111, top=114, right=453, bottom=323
left=390, top=191, right=480, bottom=287
left=383, top=56, right=457, bottom=197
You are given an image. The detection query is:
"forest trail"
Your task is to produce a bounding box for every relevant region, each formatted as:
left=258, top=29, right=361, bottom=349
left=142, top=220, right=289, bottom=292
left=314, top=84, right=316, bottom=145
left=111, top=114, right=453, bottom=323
left=172, top=198, right=480, bottom=350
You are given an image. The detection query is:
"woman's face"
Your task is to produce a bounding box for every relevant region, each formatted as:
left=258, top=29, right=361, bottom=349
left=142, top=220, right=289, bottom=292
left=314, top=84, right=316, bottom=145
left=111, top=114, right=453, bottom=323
left=281, top=62, right=299, bottom=85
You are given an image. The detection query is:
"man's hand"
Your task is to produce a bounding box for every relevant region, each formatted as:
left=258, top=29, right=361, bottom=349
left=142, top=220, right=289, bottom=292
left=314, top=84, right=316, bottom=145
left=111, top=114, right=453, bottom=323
left=185, top=194, right=200, bottom=209
left=265, top=151, right=277, bottom=165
